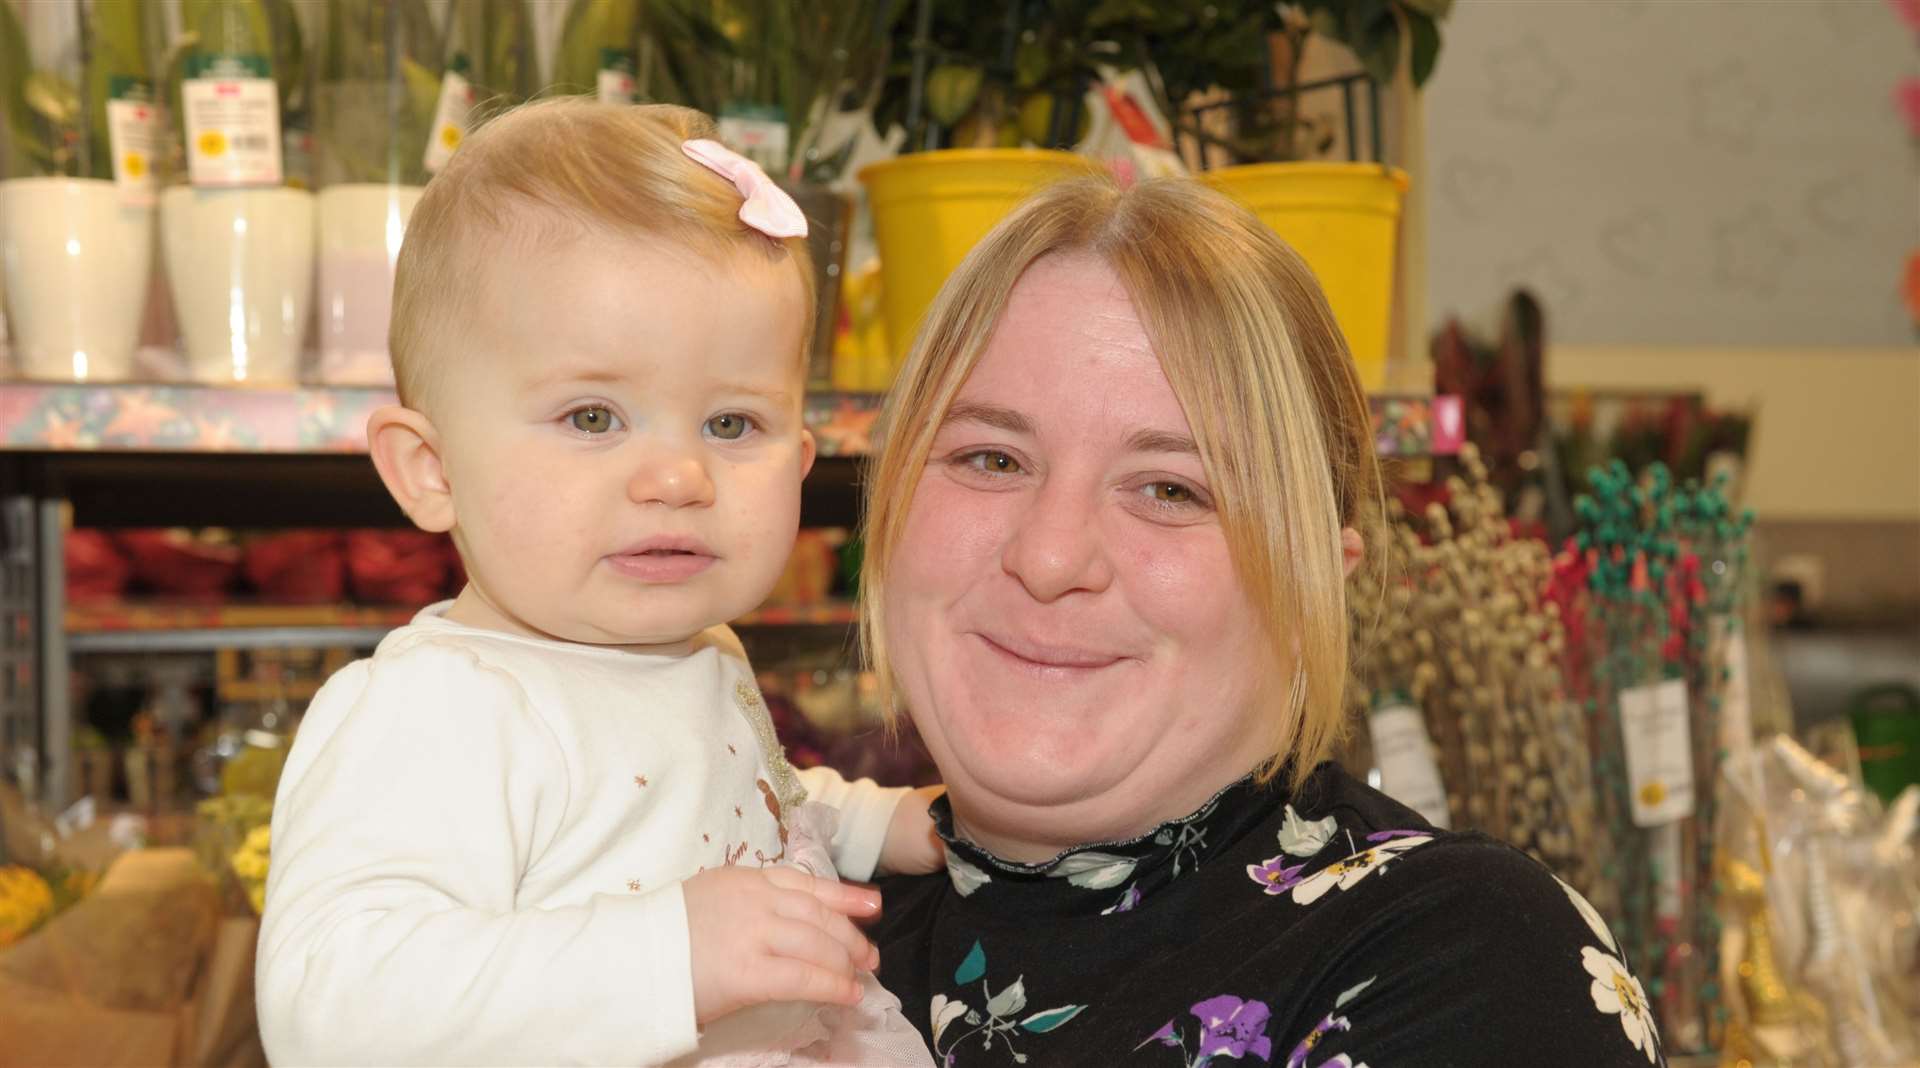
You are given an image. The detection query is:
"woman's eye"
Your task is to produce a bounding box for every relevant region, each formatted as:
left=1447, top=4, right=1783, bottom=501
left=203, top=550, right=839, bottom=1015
left=705, top=413, right=755, bottom=440
left=567, top=406, right=622, bottom=434
left=1145, top=481, right=1194, bottom=504
left=963, top=450, right=1023, bottom=475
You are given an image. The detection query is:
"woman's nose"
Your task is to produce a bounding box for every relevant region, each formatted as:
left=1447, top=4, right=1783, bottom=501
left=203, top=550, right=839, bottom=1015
left=626, top=448, right=715, bottom=508
left=1000, top=478, right=1113, bottom=602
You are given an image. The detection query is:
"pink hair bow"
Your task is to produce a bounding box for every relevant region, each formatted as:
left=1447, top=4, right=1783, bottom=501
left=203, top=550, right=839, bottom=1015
left=681, top=138, right=809, bottom=240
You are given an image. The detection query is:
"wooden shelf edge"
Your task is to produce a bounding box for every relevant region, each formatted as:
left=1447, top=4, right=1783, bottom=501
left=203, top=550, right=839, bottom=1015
left=3, top=385, right=1459, bottom=458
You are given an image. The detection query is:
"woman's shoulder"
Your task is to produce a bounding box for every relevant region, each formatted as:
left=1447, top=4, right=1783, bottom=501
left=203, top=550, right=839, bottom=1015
left=1256, top=766, right=1666, bottom=1066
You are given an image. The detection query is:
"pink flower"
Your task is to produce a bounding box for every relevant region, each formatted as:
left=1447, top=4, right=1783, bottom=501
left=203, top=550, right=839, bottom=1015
left=1899, top=78, right=1920, bottom=140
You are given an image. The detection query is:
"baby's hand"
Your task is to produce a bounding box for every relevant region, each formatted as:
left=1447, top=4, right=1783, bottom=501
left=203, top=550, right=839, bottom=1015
left=877, top=785, right=947, bottom=877
left=683, top=866, right=880, bottom=1027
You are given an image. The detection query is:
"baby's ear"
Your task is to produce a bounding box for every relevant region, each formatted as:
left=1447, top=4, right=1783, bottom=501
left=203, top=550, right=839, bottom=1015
left=367, top=406, right=456, bottom=533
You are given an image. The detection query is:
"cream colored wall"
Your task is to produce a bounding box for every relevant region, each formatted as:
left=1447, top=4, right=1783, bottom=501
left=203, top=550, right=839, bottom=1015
left=1546, top=345, right=1920, bottom=521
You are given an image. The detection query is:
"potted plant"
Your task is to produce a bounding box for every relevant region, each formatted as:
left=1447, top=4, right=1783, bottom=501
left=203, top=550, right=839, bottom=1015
left=857, top=0, right=1102, bottom=366
left=1120, top=0, right=1450, bottom=391
left=654, top=0, right=907, bottom=386
left=553, top=0, right=644, bottom=103
left=0, top=0, right=161, bottom=382
left=161, top=0, right=315, bottom=386
left=437, top=0, right=538, bottom=123
left=310, top=0, right=440, bottom=386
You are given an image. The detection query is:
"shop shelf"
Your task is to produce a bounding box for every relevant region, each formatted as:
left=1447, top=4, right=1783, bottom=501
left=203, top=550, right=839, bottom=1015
left=63, top=598, right=859, bottom=653
left=0, top=383, right=1459, bottom=458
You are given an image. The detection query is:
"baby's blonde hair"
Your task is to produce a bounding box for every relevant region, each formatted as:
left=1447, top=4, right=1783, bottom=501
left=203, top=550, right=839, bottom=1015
left=390, top=98, right=817, bottom=410
left=859, top=175, right=1383, bottom=790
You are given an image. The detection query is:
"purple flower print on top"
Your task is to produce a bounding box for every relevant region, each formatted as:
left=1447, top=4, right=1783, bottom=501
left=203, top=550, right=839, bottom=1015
left=1194, top=995, right=1274, bottom=1061
left=1285, top=1012, right=1352, bottom=1068
left=1139, top=995, right=1275, bottom=1066
left=1247, top=855, right=1310, bottom=896
left=1364, top=829, right=1426, bottom=842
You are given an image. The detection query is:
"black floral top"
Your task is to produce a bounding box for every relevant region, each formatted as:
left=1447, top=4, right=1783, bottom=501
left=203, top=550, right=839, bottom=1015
left=873, top=762, right=1667, bottom=1067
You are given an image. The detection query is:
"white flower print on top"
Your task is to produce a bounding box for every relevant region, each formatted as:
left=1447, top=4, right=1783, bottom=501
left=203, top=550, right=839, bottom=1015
left=1287, top=835, right=1434, bottom=906
left=1582, top=945, right=1659, bottom=1063
left=1557, top=876, right=1619, bottom=953
left=947, top=853, right=992, bottom=897
left=1277, top=805, right=1339, bottom=858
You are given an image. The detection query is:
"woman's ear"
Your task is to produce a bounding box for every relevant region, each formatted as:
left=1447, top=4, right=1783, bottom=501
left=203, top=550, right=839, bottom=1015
left=368, top=406, right=456, bottom=533
left=1339, top=526, right=1365, bottom=578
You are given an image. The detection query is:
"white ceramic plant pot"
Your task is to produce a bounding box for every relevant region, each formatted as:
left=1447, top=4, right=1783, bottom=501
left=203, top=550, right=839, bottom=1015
left=0, top=177, right=154, bottom=382
left=162, top=185, right=315, bottom=386
left=316, top=183, right=424, bottom=386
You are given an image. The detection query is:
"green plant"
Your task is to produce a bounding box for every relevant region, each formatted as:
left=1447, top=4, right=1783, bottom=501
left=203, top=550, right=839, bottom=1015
left=443, top=0, right=538, bottom=112
left=0, top=0, right=155, bottom=180
left=553, top=0, right=642, bottom=98
left=875, top=0, right=1114, bottom=151
left=315, top=0, right=442, bottom=187
left=697, top=0, right=908, bottom=181
left=1110, top=0, right=1452, bottom=164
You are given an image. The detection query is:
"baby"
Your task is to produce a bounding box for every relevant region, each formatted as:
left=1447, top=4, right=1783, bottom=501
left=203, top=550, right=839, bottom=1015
left=257, top=100, right=938, bottom=1066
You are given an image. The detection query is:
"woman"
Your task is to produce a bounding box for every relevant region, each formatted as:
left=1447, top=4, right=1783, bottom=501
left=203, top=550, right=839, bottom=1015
left=863, top=177, right=1666, bottom=1067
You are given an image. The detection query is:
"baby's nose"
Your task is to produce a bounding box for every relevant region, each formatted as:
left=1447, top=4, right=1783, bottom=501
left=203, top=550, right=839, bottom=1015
left=626, top=451, right=715, bottom=508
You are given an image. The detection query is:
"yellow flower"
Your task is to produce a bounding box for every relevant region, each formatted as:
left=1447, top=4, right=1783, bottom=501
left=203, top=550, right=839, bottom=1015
left=0, top=866, right=54, bottom=947
left=230, top=825, right=272, bottom=914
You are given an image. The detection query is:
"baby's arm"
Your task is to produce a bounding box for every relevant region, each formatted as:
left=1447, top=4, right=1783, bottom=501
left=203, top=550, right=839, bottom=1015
left=795, top=765, right=944, bottom=879
left=258, top=644, right=697, bottom=1066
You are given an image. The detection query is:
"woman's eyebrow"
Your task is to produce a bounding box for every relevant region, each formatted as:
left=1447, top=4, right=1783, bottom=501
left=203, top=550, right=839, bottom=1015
left=942, top=402, right=1034, bottom=434
left=1127, top=429, right=1200, bottom=456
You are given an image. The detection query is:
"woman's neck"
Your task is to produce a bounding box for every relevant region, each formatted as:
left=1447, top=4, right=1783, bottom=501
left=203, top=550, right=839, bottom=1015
left=944, top=767, right=1262, bottom=865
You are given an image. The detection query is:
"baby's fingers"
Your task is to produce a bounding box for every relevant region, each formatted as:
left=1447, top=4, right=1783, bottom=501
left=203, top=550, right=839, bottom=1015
left=754, top=954, right=863, bottom=1008
left=773, top=888, right=879, bottom=971
left=763, top=867, right=881, bottom=919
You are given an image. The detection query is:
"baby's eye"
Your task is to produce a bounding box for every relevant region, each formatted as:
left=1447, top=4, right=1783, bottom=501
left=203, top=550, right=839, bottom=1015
left=567, top=406, right=622, bottom=434
left=705, top=413, right=756, bottom=440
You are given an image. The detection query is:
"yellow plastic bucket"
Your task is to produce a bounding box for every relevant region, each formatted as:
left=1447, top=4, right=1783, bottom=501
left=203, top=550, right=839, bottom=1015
left=1200, top=163, right=1409, bottom=392
left=860, top=149, right=1099, bottom=368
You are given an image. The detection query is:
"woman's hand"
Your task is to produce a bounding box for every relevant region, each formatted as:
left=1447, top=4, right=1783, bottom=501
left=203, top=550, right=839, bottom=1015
left=683, top=866, right=880, bottom=1027
left=876, top=785, right=948, bottom=876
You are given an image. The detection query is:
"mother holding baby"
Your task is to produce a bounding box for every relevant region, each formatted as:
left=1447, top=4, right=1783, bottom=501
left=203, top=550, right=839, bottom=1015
left=862, top=175, right=1667, bottom=1067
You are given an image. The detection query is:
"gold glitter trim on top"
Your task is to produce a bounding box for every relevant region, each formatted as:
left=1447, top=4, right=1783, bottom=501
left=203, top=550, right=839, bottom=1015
left=735, top=680, right=808, bottom=812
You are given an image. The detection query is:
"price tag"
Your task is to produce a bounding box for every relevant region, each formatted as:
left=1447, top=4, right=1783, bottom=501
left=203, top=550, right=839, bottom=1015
left=105, top=76, right=161, bottom=203
left=182, top=55, right=282, bottom=187
left=1368, top=702, right=1451, bottom=829
left=718, top=105, right=789, bottom=175
left=1619, top=678, right=1694, bottom=827
left=424, top=68, right=476, bottom=173
left=597, top=48, right=636, bottom=105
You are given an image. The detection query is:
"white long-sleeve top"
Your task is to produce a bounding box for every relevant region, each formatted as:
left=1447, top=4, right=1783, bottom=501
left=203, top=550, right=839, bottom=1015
left=257, top=604, right=908, bottom=1066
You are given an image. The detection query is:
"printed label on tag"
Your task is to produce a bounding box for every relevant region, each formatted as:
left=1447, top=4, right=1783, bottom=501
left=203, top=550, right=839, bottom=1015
left=718, top=105, right=789, bottom=175
left=597, top=48, right=636, bottom=104
left=424, top=68, right=475, bottom=173
left=182, top=57, right=282, bottom=187
left=1619, top=678, right=1694, bottom=827
left=105, top=77, right=160, bottom=202
left=1368, top=703, right=1451, bottom=829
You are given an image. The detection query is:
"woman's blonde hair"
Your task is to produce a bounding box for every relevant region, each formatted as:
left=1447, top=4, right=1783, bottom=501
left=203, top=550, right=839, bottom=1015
left=389, top=98, right=816, bottom=411
left=859, top=175, right=1382, bottom=788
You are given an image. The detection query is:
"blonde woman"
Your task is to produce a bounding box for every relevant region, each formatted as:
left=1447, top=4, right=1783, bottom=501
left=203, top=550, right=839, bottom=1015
left=864, top=177, right=1666, bottom=1067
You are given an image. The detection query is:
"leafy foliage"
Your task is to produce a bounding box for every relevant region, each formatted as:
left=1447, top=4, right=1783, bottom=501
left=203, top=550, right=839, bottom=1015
left=314, top=0, right=442, bottom=186
left=0, top=0, right=156, bottom=180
